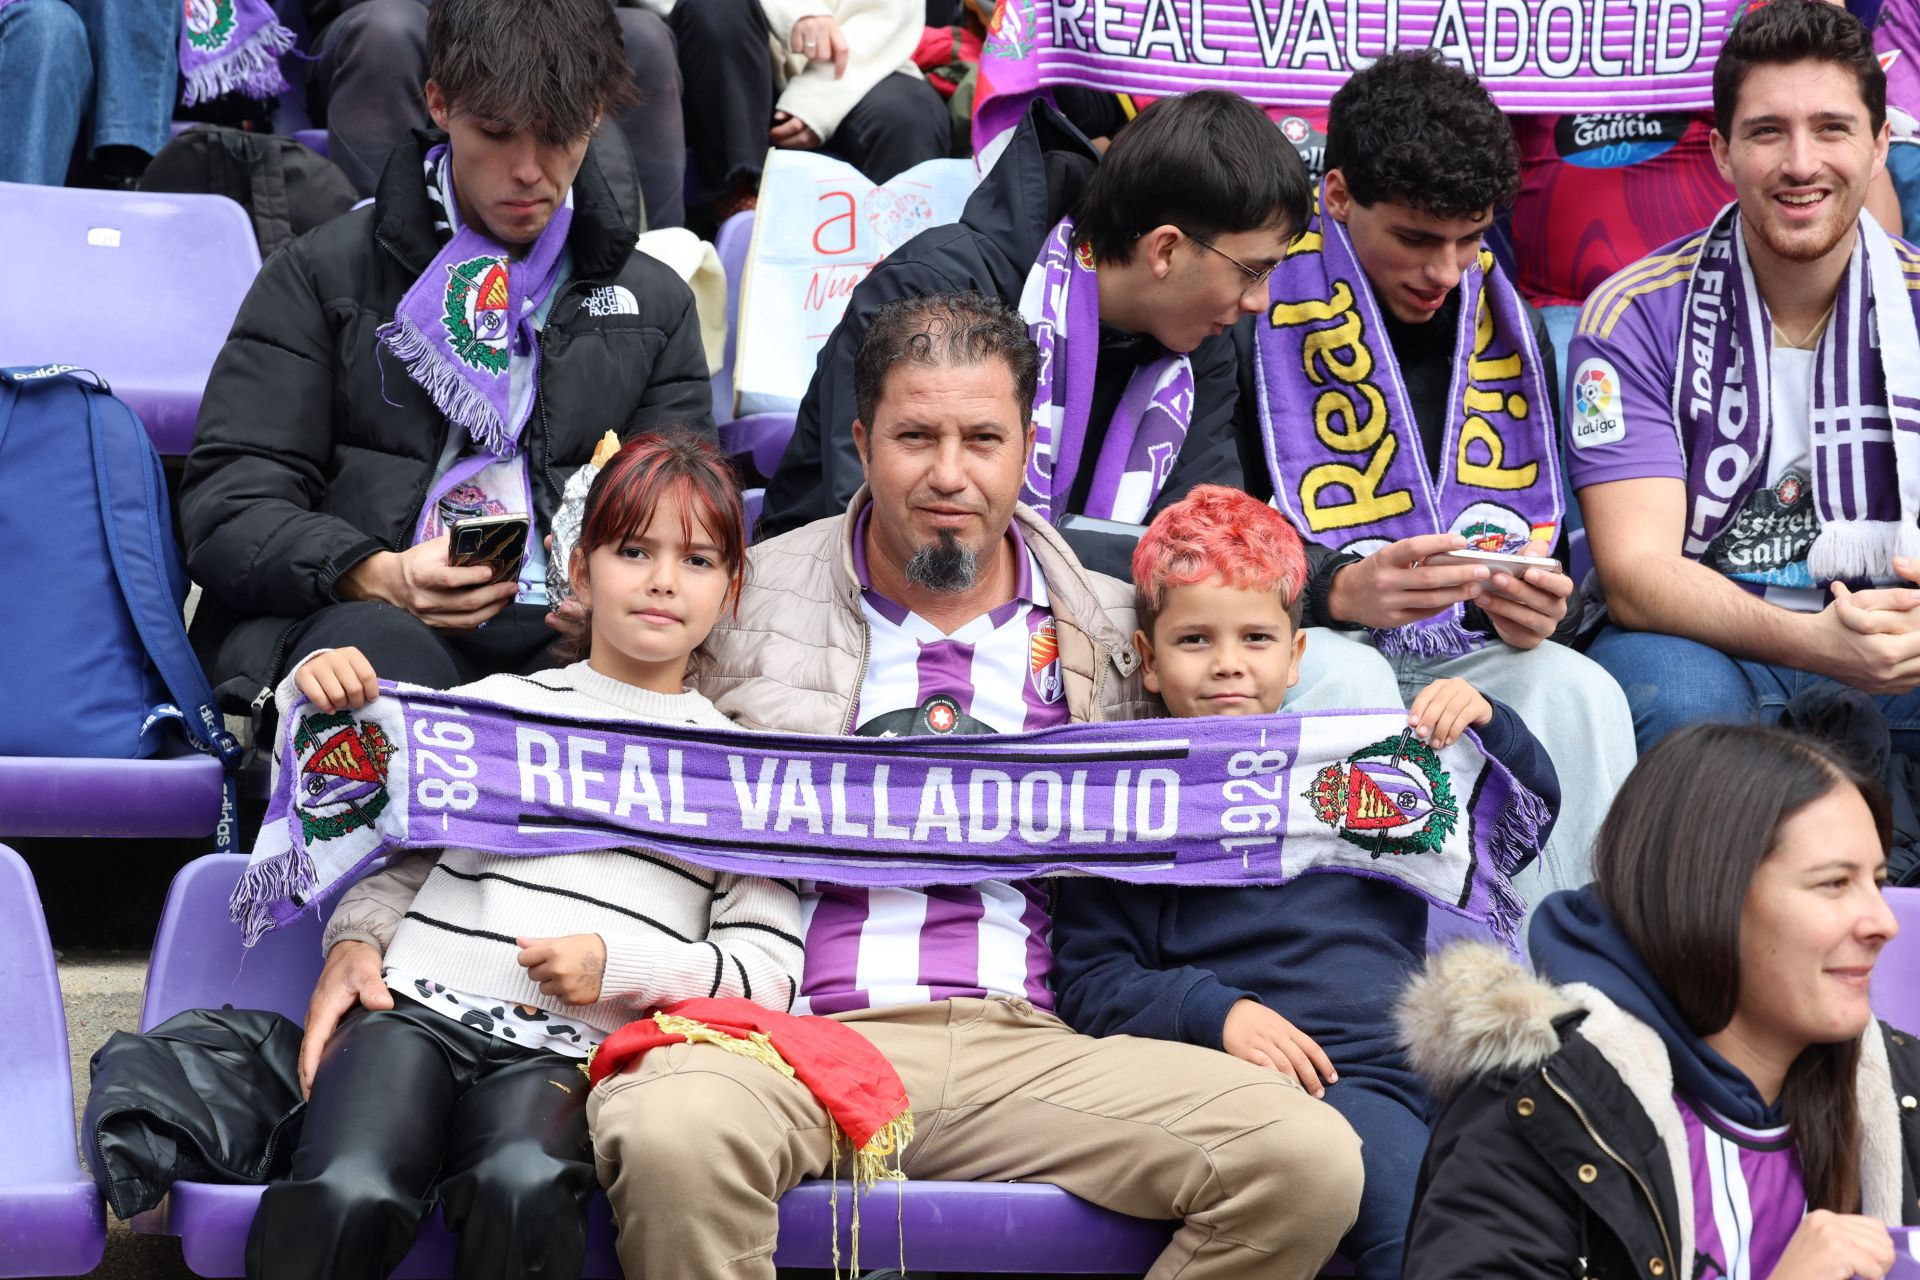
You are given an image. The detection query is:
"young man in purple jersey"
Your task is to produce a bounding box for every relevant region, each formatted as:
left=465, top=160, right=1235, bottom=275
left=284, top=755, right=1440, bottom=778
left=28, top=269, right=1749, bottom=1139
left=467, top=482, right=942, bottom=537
left=1574, top=0, right=1920, bottom=753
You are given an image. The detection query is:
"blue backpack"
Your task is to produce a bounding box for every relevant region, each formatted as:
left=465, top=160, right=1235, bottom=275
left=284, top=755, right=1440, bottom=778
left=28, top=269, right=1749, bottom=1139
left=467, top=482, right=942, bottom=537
left=0, top=364, right=241, bottom=846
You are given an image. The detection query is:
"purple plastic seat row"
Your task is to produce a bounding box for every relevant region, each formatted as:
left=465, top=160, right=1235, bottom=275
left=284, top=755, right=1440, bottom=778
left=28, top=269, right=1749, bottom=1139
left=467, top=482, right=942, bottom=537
left=0, top=754, right=224, bottom=840
left=1877, top=887, right=1920, bottom=1035
left=0, top=842, right=108, bottom=1278
left=0, top=181, right=261, bottom=457
left=131, top=855, right=1178, bottom=1275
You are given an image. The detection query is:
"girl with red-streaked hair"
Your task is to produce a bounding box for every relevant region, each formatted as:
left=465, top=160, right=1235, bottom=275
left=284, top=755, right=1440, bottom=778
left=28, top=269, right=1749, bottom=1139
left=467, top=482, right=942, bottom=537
left=248, top=435, right=801, bottom=1280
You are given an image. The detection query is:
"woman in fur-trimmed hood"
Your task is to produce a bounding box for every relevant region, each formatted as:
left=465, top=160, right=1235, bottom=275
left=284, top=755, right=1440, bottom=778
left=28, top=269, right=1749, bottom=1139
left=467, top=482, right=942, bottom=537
left=1398, top=723, right=1920, bottom=1280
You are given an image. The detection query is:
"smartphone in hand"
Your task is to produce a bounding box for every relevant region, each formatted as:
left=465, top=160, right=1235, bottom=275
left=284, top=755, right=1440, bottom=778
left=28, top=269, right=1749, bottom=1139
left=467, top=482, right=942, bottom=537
left=448, top=514, right=531, bottom=586
left=1422, top=548, right=1563, bottom=577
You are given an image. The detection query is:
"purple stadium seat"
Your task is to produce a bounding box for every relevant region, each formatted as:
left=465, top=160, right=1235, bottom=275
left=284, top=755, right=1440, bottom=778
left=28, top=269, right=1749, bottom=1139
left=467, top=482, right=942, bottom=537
left=0, top=755, right=224, bottom=840
left=1876, top=886, right=1920, bottom=1033
left=0, top=842, right=108, bottom=1278
left=711, top=209, right=754, bottom=426
left=132, top=855, right=1178, bottom=1275
left=709, top=209, right=801, bottom=484
left=0, top=182, right=261, bottom=456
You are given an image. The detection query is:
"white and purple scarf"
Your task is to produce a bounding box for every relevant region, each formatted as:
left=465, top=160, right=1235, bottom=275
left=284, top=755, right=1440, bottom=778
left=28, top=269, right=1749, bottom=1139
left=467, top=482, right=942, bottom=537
left=1674, top=204, right=1920, bottom=578
left=1255, top=185, right=1561, bottom=658
left=179, top=0, right=295, bottom=106
left=231, top=684, right=1549, bottom=951
left=1018, top=217, right=1195, bottom=523
left=0, top=0, right=293, bottom=105
left=378, top=146, right=574, bottom=462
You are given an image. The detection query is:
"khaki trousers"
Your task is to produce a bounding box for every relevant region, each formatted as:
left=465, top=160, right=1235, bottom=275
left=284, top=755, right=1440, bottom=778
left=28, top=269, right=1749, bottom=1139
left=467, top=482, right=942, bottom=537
left=588, top=997, right=1363, bottom=1279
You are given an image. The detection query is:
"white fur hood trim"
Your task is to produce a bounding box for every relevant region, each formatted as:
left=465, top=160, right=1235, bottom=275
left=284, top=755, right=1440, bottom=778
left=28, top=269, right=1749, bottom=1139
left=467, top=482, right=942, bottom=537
left=1398, top=942, right=1908, bottom=1257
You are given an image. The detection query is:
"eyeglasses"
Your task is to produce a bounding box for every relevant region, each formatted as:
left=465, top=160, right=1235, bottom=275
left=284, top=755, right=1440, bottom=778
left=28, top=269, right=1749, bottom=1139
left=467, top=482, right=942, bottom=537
left=1181, top=230, right=1277, bottom=287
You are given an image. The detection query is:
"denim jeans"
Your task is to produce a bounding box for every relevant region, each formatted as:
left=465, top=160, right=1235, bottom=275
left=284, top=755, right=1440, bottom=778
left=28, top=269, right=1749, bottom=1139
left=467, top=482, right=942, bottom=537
left=1587, top=625, right=1920, bottom=756
left=0, top=0, right=178, bottom=184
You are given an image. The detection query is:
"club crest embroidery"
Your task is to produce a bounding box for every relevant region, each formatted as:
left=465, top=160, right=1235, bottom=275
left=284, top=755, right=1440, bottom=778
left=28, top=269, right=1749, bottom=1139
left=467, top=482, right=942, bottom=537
left=293, top=710, right=396, bottom=843
left=983, top=0, right=1035, bottom=58
left=184, top=0, right=237, bottom=52
left=1029, top=620, right=1062, bottom=704
left=1075, top=241, right=1097, bottom=271
left=441, top=256, right=512, bottom=375
left=1306, top=734, right=1459, bottom=858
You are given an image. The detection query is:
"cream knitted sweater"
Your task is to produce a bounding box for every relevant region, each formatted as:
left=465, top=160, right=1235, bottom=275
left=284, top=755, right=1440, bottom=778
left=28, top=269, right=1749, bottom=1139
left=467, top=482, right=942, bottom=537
left=318, top=663, right=805, bottom=1036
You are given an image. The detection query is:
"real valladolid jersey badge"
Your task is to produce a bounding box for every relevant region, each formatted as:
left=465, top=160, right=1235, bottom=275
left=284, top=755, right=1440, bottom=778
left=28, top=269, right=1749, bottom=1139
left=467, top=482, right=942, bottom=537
left=442, top=257, right=512, bottom=375
left=294, top=709, right=397, bottom=843
left=1306, top=734, right=1459, bottom=858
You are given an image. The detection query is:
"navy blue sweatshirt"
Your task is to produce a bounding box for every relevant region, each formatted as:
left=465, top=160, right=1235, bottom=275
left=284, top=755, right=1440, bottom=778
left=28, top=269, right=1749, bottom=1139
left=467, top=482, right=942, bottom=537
left=1051, top=702, right=1560, bottom=1106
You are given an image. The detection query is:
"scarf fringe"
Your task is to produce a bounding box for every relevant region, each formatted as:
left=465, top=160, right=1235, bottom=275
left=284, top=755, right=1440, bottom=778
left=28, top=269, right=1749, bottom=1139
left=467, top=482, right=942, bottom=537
left=1483, top=782, right=1551, bottom=953
left=227, top=842, right=314, bottom=947
left=1370, top=616, right=1484, bottom=660
left=376, top=314, right=510, bottom=452
left=180, top=21, right=294, bottom=106
left=658, top=1012, right=916, bottom=1280
left=1807, top=518, right=1920, bottom=584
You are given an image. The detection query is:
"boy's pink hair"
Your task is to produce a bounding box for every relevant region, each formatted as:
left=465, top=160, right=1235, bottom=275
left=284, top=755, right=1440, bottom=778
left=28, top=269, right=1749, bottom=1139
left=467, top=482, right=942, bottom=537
left=1131, top=485, right=1309, bottom=631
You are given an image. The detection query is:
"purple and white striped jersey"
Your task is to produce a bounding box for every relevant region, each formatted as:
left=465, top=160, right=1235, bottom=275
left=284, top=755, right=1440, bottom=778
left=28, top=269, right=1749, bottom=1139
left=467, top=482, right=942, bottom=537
left=792, top=516, right=1069, bottom=1016
left=1675, top=1093, right=1807, bottom=1280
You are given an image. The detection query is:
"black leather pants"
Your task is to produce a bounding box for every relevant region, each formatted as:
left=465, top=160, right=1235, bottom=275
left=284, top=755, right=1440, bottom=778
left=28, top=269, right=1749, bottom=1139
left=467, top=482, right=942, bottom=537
left=245, top=1001, right=595, bottom=1280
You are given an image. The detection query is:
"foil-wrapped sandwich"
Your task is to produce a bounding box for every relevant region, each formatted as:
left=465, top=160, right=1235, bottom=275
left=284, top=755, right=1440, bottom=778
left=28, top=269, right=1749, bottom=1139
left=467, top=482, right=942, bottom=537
left=545, top=430, right=623, bottom=608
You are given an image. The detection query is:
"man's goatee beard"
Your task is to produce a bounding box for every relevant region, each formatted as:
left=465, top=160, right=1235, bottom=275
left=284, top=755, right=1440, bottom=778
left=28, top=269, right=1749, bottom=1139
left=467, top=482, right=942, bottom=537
left=905, top=531, right=980, bottom=593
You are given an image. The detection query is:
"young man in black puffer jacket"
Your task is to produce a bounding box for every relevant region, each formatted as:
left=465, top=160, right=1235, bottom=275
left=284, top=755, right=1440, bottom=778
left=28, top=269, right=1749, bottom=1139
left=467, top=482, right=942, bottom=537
left=180, top=0, right=713, bottom=718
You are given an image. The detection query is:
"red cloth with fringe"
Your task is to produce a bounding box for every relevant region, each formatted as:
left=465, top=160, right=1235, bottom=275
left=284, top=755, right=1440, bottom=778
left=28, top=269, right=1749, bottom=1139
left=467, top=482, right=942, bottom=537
left=588, top=997, right=909, bottom=1150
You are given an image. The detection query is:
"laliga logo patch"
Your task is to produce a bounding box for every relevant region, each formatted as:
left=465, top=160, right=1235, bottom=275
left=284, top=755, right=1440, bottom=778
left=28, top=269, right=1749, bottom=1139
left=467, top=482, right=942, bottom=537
left=293, top=710, right=396, bottom=843
left=442, top=256, right=512, bottom=375
left=1306, top=734, right=1458, bottom=859
left=1570, top=358, right=1626, bottom=450
left=1029, top=619, right=1062, bottom=704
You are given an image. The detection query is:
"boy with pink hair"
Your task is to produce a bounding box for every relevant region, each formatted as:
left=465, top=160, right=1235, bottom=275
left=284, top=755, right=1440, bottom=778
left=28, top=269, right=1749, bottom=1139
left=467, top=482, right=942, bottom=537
left=1051, top=485, right=1561, bottom=1280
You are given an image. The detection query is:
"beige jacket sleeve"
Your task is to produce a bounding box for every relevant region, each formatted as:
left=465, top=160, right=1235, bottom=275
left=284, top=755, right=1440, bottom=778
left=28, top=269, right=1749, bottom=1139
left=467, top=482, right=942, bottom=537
left=319, top=852, right=439, bottom=957
left=764, top=0, right=925, bottom=145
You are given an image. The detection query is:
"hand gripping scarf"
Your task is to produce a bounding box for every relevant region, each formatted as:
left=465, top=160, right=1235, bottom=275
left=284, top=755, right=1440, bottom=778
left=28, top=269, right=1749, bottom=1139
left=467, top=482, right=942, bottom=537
left=179, top=0, right=295, bottom=106
left=1672, top=204, right=1920, bottom=579
left=231, top=681, right=1550, bottom=950
left=377, top=145, right=574, bottom=461
left=1255, top=184, right=1562, bottom=657
left=591, top=997, right=913, bottom=1276
left=1018, top=217, right=1197, bottom=523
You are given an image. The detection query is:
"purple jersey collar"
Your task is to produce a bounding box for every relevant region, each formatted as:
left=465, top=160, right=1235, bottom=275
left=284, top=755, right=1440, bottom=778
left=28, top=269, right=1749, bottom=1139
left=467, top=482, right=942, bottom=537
left=850, top=505, right=1043, bottom=629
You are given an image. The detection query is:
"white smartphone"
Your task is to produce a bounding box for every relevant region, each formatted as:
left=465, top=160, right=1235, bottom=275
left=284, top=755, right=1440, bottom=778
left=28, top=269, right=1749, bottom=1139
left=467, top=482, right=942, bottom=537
left=1423, top=548, right=1563, bottom=577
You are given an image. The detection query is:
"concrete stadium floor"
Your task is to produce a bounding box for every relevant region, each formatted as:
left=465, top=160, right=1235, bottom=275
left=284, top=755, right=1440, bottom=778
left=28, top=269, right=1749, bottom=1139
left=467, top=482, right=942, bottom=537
left=57, top=949, right=197, bottom=1280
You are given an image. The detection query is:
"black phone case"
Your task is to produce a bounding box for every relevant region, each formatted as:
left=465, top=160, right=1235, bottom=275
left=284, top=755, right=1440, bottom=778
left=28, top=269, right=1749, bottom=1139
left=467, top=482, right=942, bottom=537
left=449, top=520, right=528, bottom=586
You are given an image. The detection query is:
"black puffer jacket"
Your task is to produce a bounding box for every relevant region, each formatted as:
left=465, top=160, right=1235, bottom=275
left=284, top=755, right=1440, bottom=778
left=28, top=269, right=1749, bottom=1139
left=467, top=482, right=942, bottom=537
left=1398, top=945, right=1920, bottom=1280
left=760, top=100, right=1247, bottom=576
left=180, top=130, right=713, bottom=702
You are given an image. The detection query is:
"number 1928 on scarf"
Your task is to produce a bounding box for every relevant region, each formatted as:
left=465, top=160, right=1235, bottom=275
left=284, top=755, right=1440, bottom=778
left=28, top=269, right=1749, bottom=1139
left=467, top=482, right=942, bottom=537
left=233, top=682, right=1549, bottom=949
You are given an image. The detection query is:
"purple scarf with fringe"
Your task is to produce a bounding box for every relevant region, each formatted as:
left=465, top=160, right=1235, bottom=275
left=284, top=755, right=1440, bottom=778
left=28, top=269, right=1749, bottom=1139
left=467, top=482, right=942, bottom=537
left=0, top=0, right=293, bottom=105
left=377, top=146, right=574, bottom=459
left=1673, top=204, right=1920, bottom=579
left=179, top=0, right=294, bottom=106
left=1255, top=184, right=1561, bottom=658
left=231, top=682, right=1547, bottom=951
left=1018, top=216, right=1196, bottom=523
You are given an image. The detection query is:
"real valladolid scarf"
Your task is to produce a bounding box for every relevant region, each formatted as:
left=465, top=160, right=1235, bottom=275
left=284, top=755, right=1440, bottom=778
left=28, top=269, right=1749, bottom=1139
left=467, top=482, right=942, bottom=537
left=1256, top=184, right=1561, bottom=657
left=378, top=145, right=574, bottom=460
left=0, top=0, right=294, bottom=105
left=180, top=0, right=294, bottom=106
left=1674, top=203, right=1920, bottom=579
left=1018, top=216, right=1196, bottom=523
left=232, top=680, right=1549, bottom=950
